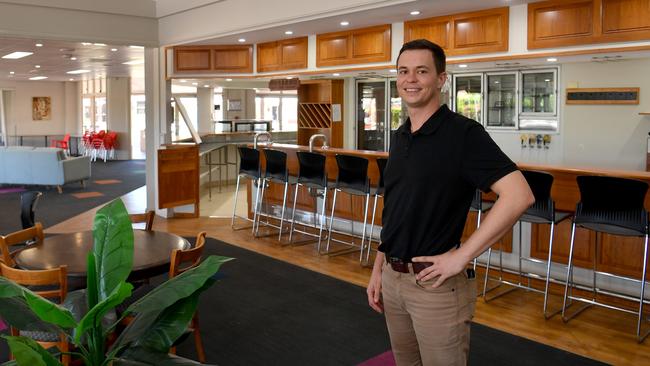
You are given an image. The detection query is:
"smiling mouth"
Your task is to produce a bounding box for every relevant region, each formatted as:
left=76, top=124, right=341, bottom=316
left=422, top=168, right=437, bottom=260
left=404, top=88, right=421, bottom=92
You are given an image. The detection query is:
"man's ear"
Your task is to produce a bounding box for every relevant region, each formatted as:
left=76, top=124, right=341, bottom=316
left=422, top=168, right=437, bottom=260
left=436, top=71, right=448, bottom=89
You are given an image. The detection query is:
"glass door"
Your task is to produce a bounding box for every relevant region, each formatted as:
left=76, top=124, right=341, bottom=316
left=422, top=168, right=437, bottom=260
left=356, top=79, right=407, bottom=151
left=357, top=80, right=387, bottom=151
left=453, top=74, right=483, bottom=122
left=485, top=72, right=517, bottom=128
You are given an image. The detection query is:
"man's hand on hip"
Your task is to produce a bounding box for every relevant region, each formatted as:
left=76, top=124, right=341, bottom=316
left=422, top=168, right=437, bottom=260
left=412, top=249, right=469, bottom=288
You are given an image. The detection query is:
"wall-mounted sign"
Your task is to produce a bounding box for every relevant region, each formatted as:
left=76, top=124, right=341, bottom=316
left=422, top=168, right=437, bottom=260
left=566, top=88, right=639, bottom=105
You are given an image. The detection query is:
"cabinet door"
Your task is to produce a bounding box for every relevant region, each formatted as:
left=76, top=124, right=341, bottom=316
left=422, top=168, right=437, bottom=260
left=485, top=73, right=517, bottom=128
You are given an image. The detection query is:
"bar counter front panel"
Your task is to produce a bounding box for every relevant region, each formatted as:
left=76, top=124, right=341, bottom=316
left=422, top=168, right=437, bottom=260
left=247, top=143, right=650, bottom=279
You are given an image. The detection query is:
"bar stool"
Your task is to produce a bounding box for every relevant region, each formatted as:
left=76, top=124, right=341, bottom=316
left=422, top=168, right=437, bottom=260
left=254, top=149, right=295, bottom=241
left=362, top=158, right=387, bottom=265
left=231, top=146, right=261, bottom=231
left=325, top=154, right=370, bottom=263
left=288, top=151, right=329, bottom=251
left=562, top=175, right=650, bottom=342
left=470, top=189, right=494, bottom=271
left=483, top=170, right=571, bottom=319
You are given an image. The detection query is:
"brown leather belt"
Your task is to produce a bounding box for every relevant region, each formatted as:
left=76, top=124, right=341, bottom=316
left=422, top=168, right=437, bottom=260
left=387, top=257, right=432, bottom=274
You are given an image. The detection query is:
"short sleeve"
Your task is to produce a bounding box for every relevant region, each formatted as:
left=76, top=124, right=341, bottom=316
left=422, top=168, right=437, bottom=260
left=461, top=122, right=517, bottom=192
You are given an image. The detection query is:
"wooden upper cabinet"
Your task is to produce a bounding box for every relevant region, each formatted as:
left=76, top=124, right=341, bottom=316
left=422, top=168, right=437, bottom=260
left=257, top=37, right=308, bottom=73
left=528, top=0, right=650, bottom=49
left=173, top=45, right=253, bottom=73
left=175, top=48, right=212, bottom=71
left=404, top=7, right=509, bottom=56
left=317, top=25, right=391, bottom=67
left=601, top=0, right=650, bottom=41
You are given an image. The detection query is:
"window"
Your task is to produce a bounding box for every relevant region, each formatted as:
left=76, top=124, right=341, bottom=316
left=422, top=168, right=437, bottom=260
left=82, top=78, right=107, bottom=132
left=255, top=90, right=297, bottom=131
left=452, top=68, right=559, bottom=131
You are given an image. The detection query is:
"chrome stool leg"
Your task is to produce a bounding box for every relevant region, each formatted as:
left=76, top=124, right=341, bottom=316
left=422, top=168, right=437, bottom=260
left=562, top=222, right=578, bottom=321
left=289, top=183, right=301, bottom=244
left=278, top=181, right=289, bottom=241
left=254, top=178, right=267, bottom=236
left=325, top=188, right=339, bottom=254
left=637, top=233, right=649, bottom=343
left=231, top=175, right=242, bottom=228
left=543, top=221, right=561, bottom=319
left=365, top=193, right=379, bottom=265
left=359, top=192, right=370, bottom=263
left=316, top=187, right=328, bottom=253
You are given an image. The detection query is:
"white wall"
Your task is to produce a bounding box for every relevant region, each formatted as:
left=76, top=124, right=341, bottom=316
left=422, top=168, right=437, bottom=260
left=106, top=77, right=131, bottom=159
left=197, top=87, right=214, bottom=134
left=0, top=80, right=77, bottom=146
left=222, top=89, right=256, bottom=121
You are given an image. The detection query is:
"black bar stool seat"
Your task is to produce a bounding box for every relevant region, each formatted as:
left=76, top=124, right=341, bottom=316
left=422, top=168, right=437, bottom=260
left=561, top=175, right=650, bottom=343
left=231, top=146, right=261, bottom=230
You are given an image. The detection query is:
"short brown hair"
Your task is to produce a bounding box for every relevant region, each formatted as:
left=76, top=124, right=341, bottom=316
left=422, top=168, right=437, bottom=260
left=396, top=39, right=446, bottom=74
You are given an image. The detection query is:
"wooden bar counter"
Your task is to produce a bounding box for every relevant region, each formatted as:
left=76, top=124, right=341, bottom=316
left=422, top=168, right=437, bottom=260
left=250, top=143, right=650, bottom=278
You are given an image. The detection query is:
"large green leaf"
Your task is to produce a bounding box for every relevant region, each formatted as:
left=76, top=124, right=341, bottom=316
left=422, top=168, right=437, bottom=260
left=112, top=256, right=232, bottom=351
left=0, top=277, right=76, bottom=330
left=2, top=335, right=62, bottom=366
left=74, top=281, right=133, bottom=345
left=115, top=347, right=210, bottom=365
left=133, top=279, right=212, bottom=353
left=86, top=253, right=99, bottom=310
left=126, top=256, right=232, bottom=315
left=93, top=199, right=134, bottom=302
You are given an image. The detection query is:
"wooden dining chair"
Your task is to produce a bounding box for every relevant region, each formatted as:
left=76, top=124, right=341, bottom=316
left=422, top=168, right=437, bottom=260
left=129, top=211, right=155, bottom=231
left=169, top=231, right=207, bottom=363
left=0, top=222, right=44, bottom=267
left=0, top=262, right=70, bottom=365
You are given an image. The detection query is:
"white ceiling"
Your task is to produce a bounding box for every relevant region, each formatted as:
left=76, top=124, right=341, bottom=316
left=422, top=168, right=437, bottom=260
left=0, top=37, right=144, bottom=82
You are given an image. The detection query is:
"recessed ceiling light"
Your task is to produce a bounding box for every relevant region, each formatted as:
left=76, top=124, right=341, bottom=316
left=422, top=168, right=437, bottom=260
left=110, top=48, right=118, bottom=52
left=129, top=45, right=144, bottom=49
left=93, top=43, right=106, bottom=46
left=29, top=76, right=48, bottom=80
left=203, top=85, right=210, bottom=88
left=332, top=73, right=340, bottom=76
left=180, top=79, right=187, bottom=82
left=9, top=71, right=14, bottom=75
left=547, top=57, right=557, bottom=62
left=122, top=59, right=144, bottom=65
left=69, top=78, right=74, bottom=81
left=70, top=57, right=77, bottom=60
left=340, top=21, right=350, bottom=26
left=285, top=31, right=293, bottom=35
left=389, top=69, right=397, bottom=73
left=410, top=11, right=421, bottom=15
left=192, top=82, right=198, bottom=86
left=458, top=64, right=468, bottom=68
left=81, top=42, right=92, bottom=46
left=544, top=79, right=551, bottom=82
left=238, top=38, right=246, bottom=43
left=35, top=65, right=41, bottom=68
left=2, top=51, right=33, bottom=59
left=35, top=43, right=43, bottom=47
left=66, top=69, right=90, bottom=74
left=494, top=81, right=500, bottom=84
left=226, top=78, right=232, bottom=81
left=286, top=76, right=293, bottom=79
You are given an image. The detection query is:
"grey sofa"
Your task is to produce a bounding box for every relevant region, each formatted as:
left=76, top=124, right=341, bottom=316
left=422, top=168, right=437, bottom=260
left=0, top=146, right=91, bottom=193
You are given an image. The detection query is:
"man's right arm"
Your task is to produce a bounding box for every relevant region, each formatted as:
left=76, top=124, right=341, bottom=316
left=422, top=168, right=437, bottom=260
left=367, top=251, right=385, bottom=313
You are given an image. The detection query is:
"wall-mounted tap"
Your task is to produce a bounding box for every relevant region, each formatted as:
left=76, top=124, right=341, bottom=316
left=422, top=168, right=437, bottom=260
left=309, top=134, right=328, bottom=152
left=253, top=132, right=272, bottom=149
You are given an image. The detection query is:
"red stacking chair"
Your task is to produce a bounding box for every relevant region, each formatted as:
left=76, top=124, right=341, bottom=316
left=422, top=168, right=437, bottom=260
left=50, top=134, right=70, bottom=155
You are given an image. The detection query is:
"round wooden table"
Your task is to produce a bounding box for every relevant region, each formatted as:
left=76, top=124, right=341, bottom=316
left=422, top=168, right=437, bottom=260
left=14, top=230, right=189, bottom=284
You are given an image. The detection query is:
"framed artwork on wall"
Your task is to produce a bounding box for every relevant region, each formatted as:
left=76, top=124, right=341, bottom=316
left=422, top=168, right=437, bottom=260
left=228, top=99, right=242, bottom=111
left=32, top=96, right=51, bottom=120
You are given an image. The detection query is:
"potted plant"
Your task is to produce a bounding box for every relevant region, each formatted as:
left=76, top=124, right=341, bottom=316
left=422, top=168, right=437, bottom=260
left=0, top=199, right=232, bottom=365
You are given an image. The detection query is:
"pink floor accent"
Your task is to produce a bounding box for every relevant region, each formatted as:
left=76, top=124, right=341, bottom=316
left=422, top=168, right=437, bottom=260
left=357, top=351, right=395, bottom=366
left=0, top=187, right=26, bottom=194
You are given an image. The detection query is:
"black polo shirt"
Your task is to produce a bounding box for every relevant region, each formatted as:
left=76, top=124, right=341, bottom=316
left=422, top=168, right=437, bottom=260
left=378, top=104, right=517, bottom=260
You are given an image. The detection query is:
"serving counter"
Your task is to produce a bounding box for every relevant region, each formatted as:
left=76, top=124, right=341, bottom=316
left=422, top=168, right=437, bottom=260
left=248, top=143, right=650, bottom=280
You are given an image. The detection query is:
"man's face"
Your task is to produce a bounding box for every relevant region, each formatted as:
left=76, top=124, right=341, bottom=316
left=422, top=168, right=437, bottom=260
left=396, top=49, right=447, bottom=109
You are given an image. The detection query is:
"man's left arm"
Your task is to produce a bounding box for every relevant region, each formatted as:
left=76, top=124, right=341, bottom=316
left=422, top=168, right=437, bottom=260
left=413, top=170, right=535, bottom=287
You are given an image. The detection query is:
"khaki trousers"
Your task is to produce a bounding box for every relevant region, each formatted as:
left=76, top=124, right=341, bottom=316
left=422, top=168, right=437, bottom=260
left=381, top=261, right=476, bottom=366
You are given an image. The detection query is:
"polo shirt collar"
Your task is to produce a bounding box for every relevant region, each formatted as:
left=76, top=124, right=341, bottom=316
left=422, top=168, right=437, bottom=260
left=398, top=104, right=451, bottom=136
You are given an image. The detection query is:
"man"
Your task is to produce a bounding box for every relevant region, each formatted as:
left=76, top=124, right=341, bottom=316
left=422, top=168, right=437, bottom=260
left=366, top=39, right=535, bottom=366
